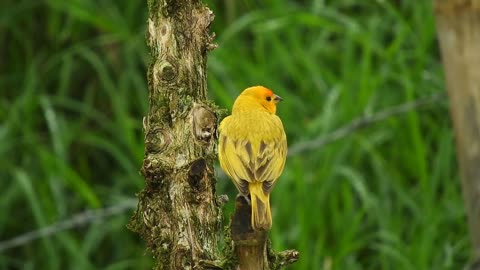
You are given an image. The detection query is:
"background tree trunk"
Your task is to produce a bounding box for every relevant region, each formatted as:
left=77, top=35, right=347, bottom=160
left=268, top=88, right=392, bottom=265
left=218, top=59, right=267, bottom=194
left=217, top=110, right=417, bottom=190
left=127, top=0, right=221, bottom=269
left=434, top=0, right=480, bottom=268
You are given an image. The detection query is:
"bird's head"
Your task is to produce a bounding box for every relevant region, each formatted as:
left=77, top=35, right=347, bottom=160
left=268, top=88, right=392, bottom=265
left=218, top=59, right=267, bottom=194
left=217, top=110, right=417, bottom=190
left=233, top=86, right=283, bottom=114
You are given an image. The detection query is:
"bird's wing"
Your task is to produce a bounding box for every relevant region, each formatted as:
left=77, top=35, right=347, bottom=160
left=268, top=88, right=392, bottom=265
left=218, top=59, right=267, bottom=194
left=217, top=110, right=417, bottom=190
left=254, top=116, right=287, bottom=194
left=256, top=132, right=287, bottom=194
left=218, top=115, right=287, bottom=195
left=219, top=131, right=250, bottom=195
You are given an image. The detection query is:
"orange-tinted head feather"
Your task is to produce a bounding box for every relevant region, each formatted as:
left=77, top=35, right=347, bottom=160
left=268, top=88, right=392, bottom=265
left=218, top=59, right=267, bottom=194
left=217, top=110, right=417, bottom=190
left=232, top=86, right=283, bottom=114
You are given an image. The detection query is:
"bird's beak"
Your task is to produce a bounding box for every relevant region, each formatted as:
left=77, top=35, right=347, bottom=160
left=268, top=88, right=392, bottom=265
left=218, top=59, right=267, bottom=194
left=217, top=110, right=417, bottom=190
left=273, top=95, right=283, bottom=103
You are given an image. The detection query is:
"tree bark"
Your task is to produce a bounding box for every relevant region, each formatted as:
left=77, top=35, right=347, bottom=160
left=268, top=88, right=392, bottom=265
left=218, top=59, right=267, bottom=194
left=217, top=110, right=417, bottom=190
left=434, top=0, right=480, bottom=268
left=127, top=1, right=221, bottom=269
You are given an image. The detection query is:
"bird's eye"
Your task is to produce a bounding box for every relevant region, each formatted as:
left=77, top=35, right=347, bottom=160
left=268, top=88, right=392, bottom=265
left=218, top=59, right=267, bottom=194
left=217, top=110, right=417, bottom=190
left=266, top=96, right=272, bottom=101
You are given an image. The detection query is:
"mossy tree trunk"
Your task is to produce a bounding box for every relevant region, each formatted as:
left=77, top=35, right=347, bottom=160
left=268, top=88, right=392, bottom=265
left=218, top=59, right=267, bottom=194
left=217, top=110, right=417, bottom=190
left=128, top=0, right=221, bottom=269
left=434, top=0, right=480, bottom=268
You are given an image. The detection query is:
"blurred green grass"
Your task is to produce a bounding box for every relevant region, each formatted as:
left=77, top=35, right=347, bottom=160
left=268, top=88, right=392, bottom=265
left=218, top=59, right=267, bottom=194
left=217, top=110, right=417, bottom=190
left=0, top=0, right=469, bottom=269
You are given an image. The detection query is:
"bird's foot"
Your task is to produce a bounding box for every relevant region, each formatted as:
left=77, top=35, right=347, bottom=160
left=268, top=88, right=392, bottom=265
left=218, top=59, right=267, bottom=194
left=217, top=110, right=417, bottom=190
left=236, top=193, right=251, bottom=205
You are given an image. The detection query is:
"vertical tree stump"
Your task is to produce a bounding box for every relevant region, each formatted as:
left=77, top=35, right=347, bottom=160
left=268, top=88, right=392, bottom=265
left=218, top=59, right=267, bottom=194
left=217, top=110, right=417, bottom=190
left=434, top=0, right=480, bottom=268
left=230, top=196, right=299, bottom=270
left=127, top=1, right=221, bottom=269
left=231, top=196, right=269, bottom=269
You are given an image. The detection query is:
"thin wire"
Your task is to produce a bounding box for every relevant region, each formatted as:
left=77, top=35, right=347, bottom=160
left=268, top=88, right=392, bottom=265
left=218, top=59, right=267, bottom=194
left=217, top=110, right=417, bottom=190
left=288, top=92, right=446, bottom=156
left=0, top=201, right=136, bottom=252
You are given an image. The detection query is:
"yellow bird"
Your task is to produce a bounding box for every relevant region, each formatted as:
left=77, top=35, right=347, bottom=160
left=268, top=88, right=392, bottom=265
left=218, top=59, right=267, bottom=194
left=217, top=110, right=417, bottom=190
left=218, top=86, right=287, bottom=231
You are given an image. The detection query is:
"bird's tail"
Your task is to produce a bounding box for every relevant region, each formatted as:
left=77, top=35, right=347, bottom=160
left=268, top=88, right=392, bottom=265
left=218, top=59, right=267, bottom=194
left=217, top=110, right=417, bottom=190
left=248, top=182, right=271, bottom=231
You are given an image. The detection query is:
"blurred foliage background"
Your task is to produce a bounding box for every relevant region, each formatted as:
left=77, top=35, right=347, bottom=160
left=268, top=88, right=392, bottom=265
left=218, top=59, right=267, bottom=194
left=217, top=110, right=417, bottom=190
left=0, top=0, right=471, bottom=269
